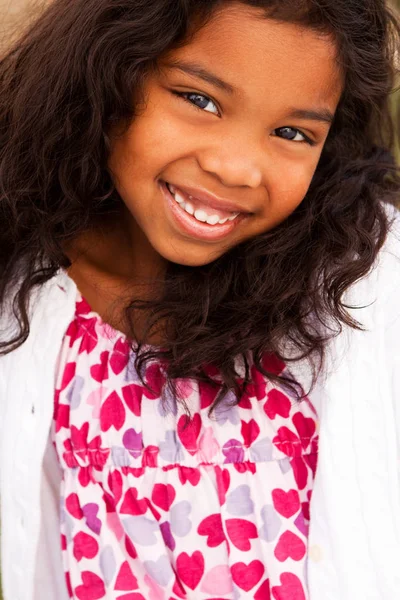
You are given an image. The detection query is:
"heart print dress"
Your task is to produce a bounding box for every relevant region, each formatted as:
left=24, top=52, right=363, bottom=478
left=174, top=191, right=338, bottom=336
left=52, top=287, right=318, bottom=600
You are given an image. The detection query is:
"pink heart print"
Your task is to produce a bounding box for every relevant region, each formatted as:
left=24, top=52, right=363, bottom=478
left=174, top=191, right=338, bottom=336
left=120, top=488, right=148, bottom=516
left=90, top=351, right=109, bottom=382
left=292, top=412, right=316, bottom=450
left=125, top=535, right=138, bottom=559
left=75, top=571, right=106, bottom=600
left=231, top=560, right=265, bottom=591
left=197, top=513, right=225, bottom=548
left=177, top=413, right=202, bottom=455
left=151, top=483, right=176, bottom=511
left=122, top=384, right=143, bottom=416
left=66, top=492, right=84, bottom=520
left=215, top=466, right=230, bottom=505
left=240, top=418, right=260, bottom=445
left=226, top=518, right=258, bottom=551
left=178, top=466, right=201, bottom=486
left=290, top=456, right=309, bottom=490
left=273, top=427, right=301, bottom=457
left=108, top=469, right=123, bottom=505
left=254, top=579, right=272, bottom=600
left=272, top=573, right=306, bottom=600
left=274, top=531, right=306, bottom=562
left=200, top=564, right=233, bottom=595
left=115, top=593, right=146, bottom=600
left=60, top=362, right=77, bottom=391
left=176, top=551, right=205, bottom=590
left=114, top=561, right=139, bottom=591
left=82, top=503, right=102, bottom=535
left=73, top=532, right=99, bottom=562
left=272, top=488, right=301, bottom=518
left=199, top=379, right=220, bottom=409
left=109, top=338, right=130, bottom=375
left=100, top=391, right=126, bottom=431
left=264, top=389, right=291, bottom=419
left=262, top=352, right=286, bottom=375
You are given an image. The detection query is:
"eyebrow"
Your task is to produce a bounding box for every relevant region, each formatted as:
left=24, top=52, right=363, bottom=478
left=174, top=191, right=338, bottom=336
left=163, top=59, right=236, bottom=95
left=163, top=59, right=335, bottom=125
left=286, top=108, right=334, bottom=125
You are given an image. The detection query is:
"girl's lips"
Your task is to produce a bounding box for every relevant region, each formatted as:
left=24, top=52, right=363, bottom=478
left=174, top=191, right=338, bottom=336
left=160, top=180, right=246, bottom=242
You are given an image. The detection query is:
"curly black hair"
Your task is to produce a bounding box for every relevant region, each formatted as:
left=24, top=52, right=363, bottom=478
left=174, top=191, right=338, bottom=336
left=0, top=0, right=399, bottom=412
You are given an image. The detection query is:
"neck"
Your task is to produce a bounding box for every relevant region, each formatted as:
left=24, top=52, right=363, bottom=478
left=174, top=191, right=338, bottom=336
left=63, top=209, right=167, bottom=341
left=67, top=208, right=166, bottom=282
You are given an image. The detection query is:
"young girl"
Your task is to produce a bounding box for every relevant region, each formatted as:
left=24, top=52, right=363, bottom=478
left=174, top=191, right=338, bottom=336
left=1, top=0, right=400, bottom=599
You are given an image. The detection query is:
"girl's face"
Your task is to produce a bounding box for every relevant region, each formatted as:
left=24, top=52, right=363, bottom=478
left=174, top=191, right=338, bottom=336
left=108, top=3, right=342, bottom=268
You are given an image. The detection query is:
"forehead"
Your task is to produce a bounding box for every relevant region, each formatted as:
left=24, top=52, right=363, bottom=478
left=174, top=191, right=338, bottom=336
left=163, top=4, right=342, bottom=108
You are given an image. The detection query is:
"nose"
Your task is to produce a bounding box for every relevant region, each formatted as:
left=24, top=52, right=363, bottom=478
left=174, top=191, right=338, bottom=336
left=196, top=131, right=264, bottom=189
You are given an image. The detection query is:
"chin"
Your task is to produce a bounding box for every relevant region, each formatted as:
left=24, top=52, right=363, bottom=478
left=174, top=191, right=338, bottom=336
left=157, top=244, right=226, bottom=268
left=168, top=253, right=222, bottom=268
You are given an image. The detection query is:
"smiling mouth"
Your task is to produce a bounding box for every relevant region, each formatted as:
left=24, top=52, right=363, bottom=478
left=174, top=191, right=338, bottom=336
left=165, top=182, right=240, bottom=226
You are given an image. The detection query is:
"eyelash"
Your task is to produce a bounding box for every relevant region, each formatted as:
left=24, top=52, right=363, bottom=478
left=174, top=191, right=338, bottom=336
left=171, top=90, right=316, bottom=146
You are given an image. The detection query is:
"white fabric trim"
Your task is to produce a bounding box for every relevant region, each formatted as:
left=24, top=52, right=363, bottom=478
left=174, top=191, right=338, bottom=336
left=0, top=272, right=77, bottom=600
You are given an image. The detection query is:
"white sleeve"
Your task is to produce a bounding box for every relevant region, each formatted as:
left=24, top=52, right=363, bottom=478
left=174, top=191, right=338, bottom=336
left=33, top=438, right=69, bottom=600
left=382, top=213, right=400, bottom=469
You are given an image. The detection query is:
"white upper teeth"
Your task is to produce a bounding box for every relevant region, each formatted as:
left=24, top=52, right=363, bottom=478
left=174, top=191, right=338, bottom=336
left=184, top=201, right=194, bottom=216
left=167, top=183, right=239, bottom=226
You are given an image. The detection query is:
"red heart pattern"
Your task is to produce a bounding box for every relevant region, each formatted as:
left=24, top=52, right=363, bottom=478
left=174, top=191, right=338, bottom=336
left=291, top=457, right=309, bottom=490
left=176, top=551, right=205, bottom=590
left=255, top=579, right=272, bottom=600
left=100, top=391, right=125, bottom=431
left=90, top=351, right=109, bottom=383
left=272, top=573, right=306, bottom=600
left=272, top=489, right=301, bottom=518
left=75, top=571, right=105, bottom=600
left=178, top=466, right=201, bottom=486
left=110, top=338, right=130, bottom=375
left=151, top=483, right=176, bottom=511
left=241, top=418, right=260, bottom=446
left=215, top=466, right=230, bottom=505
left=66, top=492, right=83, bottom=520
left=292, top=412, right=316, bottom=450
left=231, top=560, right=264, bottom=591
left=274, top=531, right=306, bottom=562
left=120, top=488, right=148, bottom=515
left=121, top=384, right=142, bottom=416
left=115, top=594, right=146, bottom=600
left=264, top=389, right=291, bottom=420
left=114, top=561, right=139, bottom=591
left=197, top=514, right=225, bottom=547
left=199, top=379, right=220, bottom=410
left=177, top=413, right=201, bottom=455
left=73, top=532, right=99, bottom=562
left=226, top=519, right=258, bottom=551
left=54, top=290, right=318, bottom=599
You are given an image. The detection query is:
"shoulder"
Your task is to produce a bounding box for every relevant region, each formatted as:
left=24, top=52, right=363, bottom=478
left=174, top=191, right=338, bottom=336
left=377, top=204, right=400, bottom=302
left=0, top=269, right=77, bottom=433
left=307, top=205, right=400, bottom=405
left=344, top=203, right=400, bottom=327
left=0, top=270, right=76, bottom=364
left=319, top=202, right=400, bottom=403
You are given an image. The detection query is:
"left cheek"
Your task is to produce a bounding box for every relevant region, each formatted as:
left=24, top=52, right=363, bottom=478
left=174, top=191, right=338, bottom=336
left=271, top=161, right=317, bottom=209
left=250, top=169, right=314, bottom=233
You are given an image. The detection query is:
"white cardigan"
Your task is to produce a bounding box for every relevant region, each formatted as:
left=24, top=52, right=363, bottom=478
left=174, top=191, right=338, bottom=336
left=1, top=213, right=400, bottom=600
